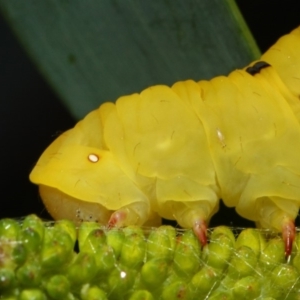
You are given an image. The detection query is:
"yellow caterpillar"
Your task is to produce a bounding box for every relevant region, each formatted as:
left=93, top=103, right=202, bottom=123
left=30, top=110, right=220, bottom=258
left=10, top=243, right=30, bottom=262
left=30, top=26, right=300, bottom=256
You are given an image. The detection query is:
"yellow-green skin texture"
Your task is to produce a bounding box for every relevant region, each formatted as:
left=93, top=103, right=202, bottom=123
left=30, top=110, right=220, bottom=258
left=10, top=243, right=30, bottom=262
left=30, top=27, right=300, bottom=237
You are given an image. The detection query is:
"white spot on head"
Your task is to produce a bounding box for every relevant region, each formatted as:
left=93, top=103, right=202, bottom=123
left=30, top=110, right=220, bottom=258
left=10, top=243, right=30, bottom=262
left=88, top=153, right=99, bottom=163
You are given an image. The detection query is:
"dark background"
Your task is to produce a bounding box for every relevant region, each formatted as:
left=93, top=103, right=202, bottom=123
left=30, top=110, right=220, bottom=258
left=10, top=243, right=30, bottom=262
left=1, top=1, right=300, bottom=228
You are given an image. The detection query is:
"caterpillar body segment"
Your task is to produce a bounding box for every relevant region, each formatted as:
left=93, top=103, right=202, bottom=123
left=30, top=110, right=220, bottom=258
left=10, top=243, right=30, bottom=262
left=30, top=27, right=300, bottom=256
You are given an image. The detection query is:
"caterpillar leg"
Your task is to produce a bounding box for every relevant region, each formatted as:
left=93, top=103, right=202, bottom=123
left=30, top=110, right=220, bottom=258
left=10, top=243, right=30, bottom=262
left=171, top=201, right=219, bottom=247
left=255, top=197, right=297, bottom=258
left=192, top=219, right=208, bottom=246
left=107, top=202, right=161, bottom=228
left=282, top=218, right=295, bottom=257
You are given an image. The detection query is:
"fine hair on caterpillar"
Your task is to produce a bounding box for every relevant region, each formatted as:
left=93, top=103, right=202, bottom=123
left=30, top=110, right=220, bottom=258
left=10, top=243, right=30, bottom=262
left=30, top=26, right=300, bottom=257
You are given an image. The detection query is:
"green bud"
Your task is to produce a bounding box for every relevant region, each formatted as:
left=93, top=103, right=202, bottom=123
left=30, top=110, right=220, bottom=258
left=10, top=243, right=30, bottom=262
left=292, top=232, right=300, bottom=253
left=55, top=219, right=77, bottom=244
left=227, top=246, right=257, bottom=279
left=120, top=230, right=146, bottom=269
left=128, top=290, right=154, bottom=300
left=161, top=281, right=190, bottom=300
left=0, top=239, right=26, bottom=269
left=235, top=228, right=266, bottom=257
left=80, top=228, right=116, bottom=274
left=292, top=233, right=300, bottom=272
left=0, top=219, right=23, bottom=269
left=20, top=215, right=45, bottom=256
left=232, top=276, right=261, bottom=299
left=11, top=242, right=27, bottom=267
left=0, top=295, right=18, bottom=300
left=293, top=252, right=300, bottom=273
left=22, top=215, right=44, bottom=240
left=260, top=278, right=281, bottom=299
left=0, top=268, right=16, bottom=291
left=163, top=269, right=182, bottom=287
left=173, top=230, right=201, bottom=278
left=140, top=258, right=169, bottom=290
left=93, top=245, right=116, bottom=275
left=260, top=237, right=285, bottom=271
left=209, top=226, right=235, bottom=245
left=67, top=252, right=98, bottom=285
left=81, top=284, right=108, bottom=300
left=202, top=233, right=233, bottom=270
left=106, top=228, right=125, bottom=259
left=0, top=219, right=20, bottom=240
left=19, top=289, right=47, bottom=300
left=80, top=228, right=106, bottom=253
left=221, top=275, right=237, bottom=291
left=123, top=226, right=145, bottom=237
left=41, top=227, right=75, bottom=270
left=45, top=275, right=71, bottom=299
left=208, top=289, right=233, bottom=300
left=131, top=271, right=143, bottom=293
left=16, top=259, right=42, bottom=287
left=271, top=264, right=299, bottom=297
left=78, top=222, right=100, bottom=250
left=20, top=227, right=43, bottom=255
left=108, top=267, right=137, bottom=299
left=65, top=293, right=77, bottom=300
left=189, top=266, right=221, bottom=298
left=146, top=226, right=176, bottom=261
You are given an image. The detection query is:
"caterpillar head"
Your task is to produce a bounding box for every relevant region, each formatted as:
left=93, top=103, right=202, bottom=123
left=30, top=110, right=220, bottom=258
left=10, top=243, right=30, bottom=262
left=29, top=108, right=156, bottom=227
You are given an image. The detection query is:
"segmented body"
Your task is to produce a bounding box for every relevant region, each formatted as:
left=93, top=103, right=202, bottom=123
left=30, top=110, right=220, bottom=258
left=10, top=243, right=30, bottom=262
left=30, top=27, right=300, bottom=256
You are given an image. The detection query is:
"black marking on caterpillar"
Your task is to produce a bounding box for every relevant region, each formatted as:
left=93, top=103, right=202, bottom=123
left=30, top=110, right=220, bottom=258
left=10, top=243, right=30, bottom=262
left=246, top=61, right=271, bottom=75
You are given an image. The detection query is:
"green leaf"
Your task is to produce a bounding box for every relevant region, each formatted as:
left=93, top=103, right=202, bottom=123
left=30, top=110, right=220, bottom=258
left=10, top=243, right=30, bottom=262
left=0, top=0, right=259, bottom=119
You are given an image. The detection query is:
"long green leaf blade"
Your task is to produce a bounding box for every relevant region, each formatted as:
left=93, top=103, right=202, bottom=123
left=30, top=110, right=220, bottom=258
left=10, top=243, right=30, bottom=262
left=0, top=0, right=260, bottom=119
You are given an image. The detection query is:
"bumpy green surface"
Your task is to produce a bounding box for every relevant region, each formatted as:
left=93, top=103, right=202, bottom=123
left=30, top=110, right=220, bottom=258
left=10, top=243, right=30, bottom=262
left=0, top=215, right=300, bottom=299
